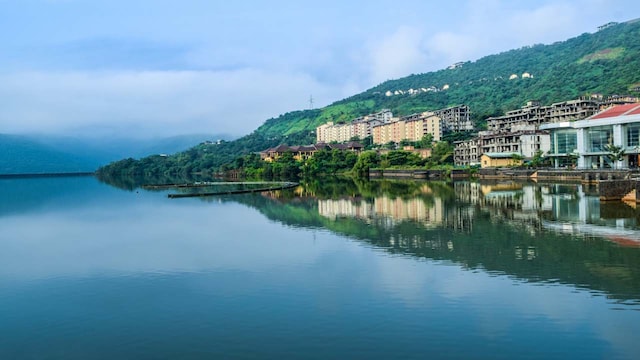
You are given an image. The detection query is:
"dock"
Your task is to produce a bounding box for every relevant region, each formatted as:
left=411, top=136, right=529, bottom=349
left=163, top=181, right=299, bottom=198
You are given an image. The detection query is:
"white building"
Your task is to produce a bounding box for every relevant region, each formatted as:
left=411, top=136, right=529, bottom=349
left=541, top=103, right=640, bottom=168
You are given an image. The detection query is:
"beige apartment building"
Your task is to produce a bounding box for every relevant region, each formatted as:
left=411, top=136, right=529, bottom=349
left=316, top=109, right=393, bottom=143
left=316, top=106, right=464, bottom=145
left=372, top=112, right=442, bottom=145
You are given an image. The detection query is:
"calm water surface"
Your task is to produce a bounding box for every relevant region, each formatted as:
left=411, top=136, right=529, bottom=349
left=1, top=176, right=639, bottom=359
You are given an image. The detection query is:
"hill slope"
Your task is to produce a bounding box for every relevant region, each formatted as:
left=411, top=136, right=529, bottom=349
left=0, top=133, right=229, bottom=174
left=101, top=19, right=640, bottom=174
left=0, top=134, right=98, bottom=174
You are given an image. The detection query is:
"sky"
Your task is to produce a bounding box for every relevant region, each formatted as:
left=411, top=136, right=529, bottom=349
left=0, top=0, right=638, bottom=139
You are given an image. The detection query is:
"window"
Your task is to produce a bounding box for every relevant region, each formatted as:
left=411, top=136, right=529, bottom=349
left=626, top=124, right=640, bottom=148
left=551, top=130, right=577, bottom=154
left=587, top=126, right=612, bottom=153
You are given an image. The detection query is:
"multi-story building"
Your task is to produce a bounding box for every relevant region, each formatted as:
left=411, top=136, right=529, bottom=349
left=454, top=96, right=635, bottom=167
left=547, top=98, right=601, bottom=123
left=454, top=130, right=550, bottom=167
left=453, top=138, right=481, bottom=166
left=433, top=105, right=474, bottom=132
left=316, top=106, right=464, bottom=144
left=372, top=112, right=442, bottom=145
left=486, top=98, right=602, bottom=133
left=316, top=109, right=393, bottom=143
left=479, top=130, right=550, bottom=157
left=486, top=101, right=547, bottom=132
left=541, top=103, right=640, bottom=169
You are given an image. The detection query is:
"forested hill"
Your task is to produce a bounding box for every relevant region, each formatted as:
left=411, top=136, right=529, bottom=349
left=101, top=19, right=640, bottom=174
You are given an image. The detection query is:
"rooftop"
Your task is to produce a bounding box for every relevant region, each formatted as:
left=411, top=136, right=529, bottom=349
left=483, top=152, right=521, bottom=158
left=589, top=103, right=640, bottom=119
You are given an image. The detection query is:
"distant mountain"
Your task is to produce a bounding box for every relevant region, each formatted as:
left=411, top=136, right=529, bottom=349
left=0, top=133, right=231, bottom=174
left=102, top=19, right=640, bottom=173
left=0, top=134, right=97, bottom=174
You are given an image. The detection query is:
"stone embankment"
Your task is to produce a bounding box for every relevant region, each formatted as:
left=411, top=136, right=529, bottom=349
left=477, top=169, right=632, bottom=183
left=368, top=167, right=640, bottom=202
left=369, top=167, right=636, bottom=184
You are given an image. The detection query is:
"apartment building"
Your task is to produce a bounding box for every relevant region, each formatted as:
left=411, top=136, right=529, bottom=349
left=454, top=130, right=550, bottom=166
left=453, top=138, right=481, bottom=166
left=316, top=109, right=393, bottom=143
left=316, top=106, right=464, bottom=144
left=371, top=112, right=442, bottom=145
left=433, top=105, right=474, bottom=132
left=454, top=96, right=630, bottom=167
left=486, top=98, right=602, bottom=133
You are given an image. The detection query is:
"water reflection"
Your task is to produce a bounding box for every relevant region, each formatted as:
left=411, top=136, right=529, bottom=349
left=2, top=176, right=640, bottom=358
left=236, top=178, right=640, bottom=305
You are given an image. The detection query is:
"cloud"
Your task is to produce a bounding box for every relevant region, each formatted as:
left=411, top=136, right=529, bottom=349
left=0, top=69, right=347, bottom=138
left=366, top=26, right=429, bottom=84
left=1, top=0, right=637, bottom=139
left=426, top=32, right=483, bottom=66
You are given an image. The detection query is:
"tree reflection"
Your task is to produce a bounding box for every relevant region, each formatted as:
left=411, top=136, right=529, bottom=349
left=231, top=178, right=640, bottom=304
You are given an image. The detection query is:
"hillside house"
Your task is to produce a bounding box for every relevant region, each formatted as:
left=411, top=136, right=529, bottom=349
left=260, top=142, right=363, bottom=162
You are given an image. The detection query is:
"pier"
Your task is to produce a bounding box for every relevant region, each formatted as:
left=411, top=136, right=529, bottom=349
left=163, top=181, right=299, bottom=198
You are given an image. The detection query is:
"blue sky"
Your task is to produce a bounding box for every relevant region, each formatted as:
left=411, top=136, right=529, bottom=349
left=0, top=0, right=637, bottom=138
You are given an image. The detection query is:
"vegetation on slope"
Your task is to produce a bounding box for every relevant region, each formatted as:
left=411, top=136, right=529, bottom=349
left=99, top=20, right=640, bottom=176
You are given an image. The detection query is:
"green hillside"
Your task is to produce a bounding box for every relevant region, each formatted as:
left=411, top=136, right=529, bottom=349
left=99, top=19, right=640, bottom=175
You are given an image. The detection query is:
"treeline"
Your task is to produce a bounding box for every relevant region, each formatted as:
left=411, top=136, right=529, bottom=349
left=220, top=141, right=455, bottom=180
left=97, top=140, right=456, bottom=182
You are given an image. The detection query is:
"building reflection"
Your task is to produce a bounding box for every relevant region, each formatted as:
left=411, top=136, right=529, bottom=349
left=317, top=188, right=445, bottom=229
left=253, top=179, right=640, bottom=303
left=540, top=184, right=640, bottom=246
left=268, top=179, right=640, bottom=247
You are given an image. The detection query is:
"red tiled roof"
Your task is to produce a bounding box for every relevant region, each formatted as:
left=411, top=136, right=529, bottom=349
left=590, top=103, right=640, bottom=119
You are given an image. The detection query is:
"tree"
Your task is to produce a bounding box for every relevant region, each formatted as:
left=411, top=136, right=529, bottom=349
left=529, top=150, right=548, bottom=168
left=510, top=153, right=524, bottom=167
left=417, top=134, right=434, bottom=149
left=352, top=151, right=381, bottom=176
left=429, top=142, right=454, bottom=165
left=605, top=144, right=625, bottom=169
left=567, top=151, right=579, bottom=168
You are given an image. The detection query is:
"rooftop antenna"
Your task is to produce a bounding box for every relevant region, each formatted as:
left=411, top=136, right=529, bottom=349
left=309, top=95, right=314, bottom=110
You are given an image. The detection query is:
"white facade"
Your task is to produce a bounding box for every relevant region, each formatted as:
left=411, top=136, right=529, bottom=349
left=540, top=104, right=640, bottom=169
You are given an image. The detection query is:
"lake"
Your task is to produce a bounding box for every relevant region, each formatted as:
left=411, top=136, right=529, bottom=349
left=1, top=176, right=639, bottom=359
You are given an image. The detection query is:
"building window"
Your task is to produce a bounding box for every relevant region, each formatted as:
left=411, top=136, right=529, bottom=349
left=551, top=130, right=577, bottom=154
left=587, top=126, right=613, bottom=153
left=626, top=124, right=640, bottom=148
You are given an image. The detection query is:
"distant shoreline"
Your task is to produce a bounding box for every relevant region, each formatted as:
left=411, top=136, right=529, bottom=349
left=0, top=172, right=95, bottom=179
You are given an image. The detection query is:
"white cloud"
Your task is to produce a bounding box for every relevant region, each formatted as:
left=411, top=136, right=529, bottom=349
left=366, top=26, right=429, bottom=84
left=0, top=69, right=346, bottom=138
left=1, top=0, right=637, bottom=139
left=427, top=31, right=483, bottom=66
